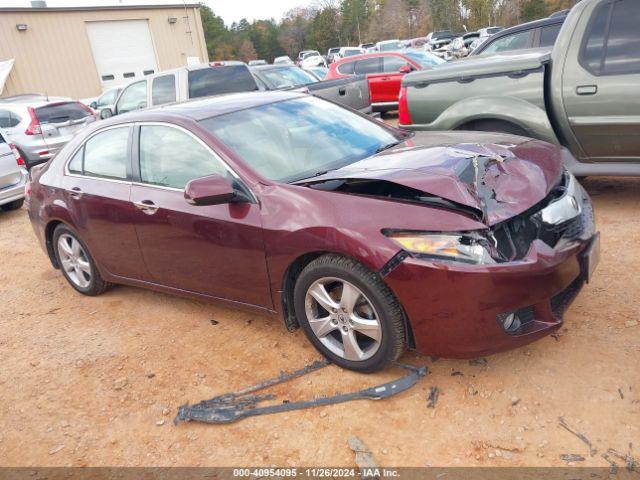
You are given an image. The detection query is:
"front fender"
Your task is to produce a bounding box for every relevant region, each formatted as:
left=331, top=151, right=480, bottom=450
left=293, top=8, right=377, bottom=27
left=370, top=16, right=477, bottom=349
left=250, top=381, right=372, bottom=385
left=408, top=96, right=560, bottom=146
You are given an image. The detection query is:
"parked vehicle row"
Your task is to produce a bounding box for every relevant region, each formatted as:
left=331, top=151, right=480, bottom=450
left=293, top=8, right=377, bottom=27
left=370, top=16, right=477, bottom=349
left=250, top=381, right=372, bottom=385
left=399, top=0, right=640, bottom=176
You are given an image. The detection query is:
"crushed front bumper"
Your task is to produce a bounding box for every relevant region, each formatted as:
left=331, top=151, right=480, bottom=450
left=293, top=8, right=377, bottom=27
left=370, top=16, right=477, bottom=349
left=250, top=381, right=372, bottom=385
left=384, top=235, right=599, bottom=358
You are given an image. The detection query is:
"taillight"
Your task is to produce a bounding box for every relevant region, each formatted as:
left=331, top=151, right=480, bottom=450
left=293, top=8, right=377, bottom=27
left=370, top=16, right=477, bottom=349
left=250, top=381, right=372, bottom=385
left=10, top=144, right=24, bottom=166
left=25, top=106, right=41, bottom=135
left=398, top=87, right=413, bottom=126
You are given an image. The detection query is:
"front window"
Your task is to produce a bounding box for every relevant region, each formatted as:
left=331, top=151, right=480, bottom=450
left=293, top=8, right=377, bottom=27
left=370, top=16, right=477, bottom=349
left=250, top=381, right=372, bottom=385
left=139, top=125, right=226, bottom=189
left=117, top=81, right=147, bottom=114
left=257, top=67, right=318, bottom=89
left=200, top=96, right=401, bottom=183
left=151, top=74, right=177, bottom=105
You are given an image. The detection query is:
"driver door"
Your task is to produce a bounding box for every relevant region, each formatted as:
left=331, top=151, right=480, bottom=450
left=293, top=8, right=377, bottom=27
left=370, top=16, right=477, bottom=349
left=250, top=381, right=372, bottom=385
left=129, top=123, right=272, bottom=308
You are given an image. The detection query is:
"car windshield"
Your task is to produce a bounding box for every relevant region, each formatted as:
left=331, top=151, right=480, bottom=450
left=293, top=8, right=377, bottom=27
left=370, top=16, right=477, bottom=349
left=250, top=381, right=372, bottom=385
left=403, top=50, right=445, bottom=67
left=343, top=49, right=362, bottom=57
left=200, top=96, right=401, bottom=183
left=258, top=67, right=318, bottom=89
left=378, top=42, right=401, bottom=51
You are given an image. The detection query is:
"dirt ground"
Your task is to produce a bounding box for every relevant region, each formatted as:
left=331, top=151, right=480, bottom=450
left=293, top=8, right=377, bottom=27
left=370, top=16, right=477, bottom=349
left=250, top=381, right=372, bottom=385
left=0, top=144, right=639, bottom=467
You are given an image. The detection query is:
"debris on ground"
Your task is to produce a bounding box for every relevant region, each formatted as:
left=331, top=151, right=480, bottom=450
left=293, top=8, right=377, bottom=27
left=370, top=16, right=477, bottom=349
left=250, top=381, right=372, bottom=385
left=210, top=319, right=219, bottom=325
left=427, top=387, right=439, bottom=408
left=560, top=453, right=585, bottom=462
left=618, top=388, right=624, bottom=399
left=348, top=436, right=377, bottom=473
left=602, top=453, right=619, bottom=474
left=558, top=416, right=597, bottom=456
left=451, top=370, right=463, bottom=377
left=469, top=358, right=488, bottom=366
left=608, top=447, right=639, bottom=472
left=511, top=396, right=521, bottom=406
left=174, top=361, right=427, bottom=425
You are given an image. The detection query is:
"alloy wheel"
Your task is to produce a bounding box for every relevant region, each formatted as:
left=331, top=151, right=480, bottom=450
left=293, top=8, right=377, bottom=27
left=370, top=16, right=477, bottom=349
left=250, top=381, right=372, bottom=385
left=304, top=277, right=382, bottom=361
left=57, top=234, right=92, bottom=289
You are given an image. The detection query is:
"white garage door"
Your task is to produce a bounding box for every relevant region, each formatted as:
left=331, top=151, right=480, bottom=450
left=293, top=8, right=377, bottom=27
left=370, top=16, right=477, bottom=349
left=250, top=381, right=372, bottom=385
left=86, top=20, right=158, bottom=90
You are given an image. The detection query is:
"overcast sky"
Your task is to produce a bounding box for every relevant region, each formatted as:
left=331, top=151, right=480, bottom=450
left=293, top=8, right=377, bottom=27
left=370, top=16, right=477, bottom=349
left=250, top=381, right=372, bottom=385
left=4, top=0, right=311, bottom=25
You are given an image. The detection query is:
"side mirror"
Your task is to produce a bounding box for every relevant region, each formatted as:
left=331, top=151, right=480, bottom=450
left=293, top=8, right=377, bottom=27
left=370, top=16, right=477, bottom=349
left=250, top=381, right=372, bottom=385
left=399, top=65, right=412, bottom=74
left=100, top=108, right=113, bottom=119
left=90, top=101, right=98, bottom=109
left=184, top=174, right=248, bottom=206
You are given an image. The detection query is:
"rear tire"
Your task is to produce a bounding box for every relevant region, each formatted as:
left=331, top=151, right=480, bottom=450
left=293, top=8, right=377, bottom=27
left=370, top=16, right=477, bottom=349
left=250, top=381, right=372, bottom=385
left=1, top=199, right=24, bottom=211
left=293, top=254, right=406, bottom=372
left=52, top=224, right=112, bottom=296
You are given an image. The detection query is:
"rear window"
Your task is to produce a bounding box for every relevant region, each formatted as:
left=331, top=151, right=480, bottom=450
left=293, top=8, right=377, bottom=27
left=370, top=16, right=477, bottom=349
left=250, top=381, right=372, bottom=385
left=188, top=66, right=258, bottom=98
left=539, top=23, right=562, bottom=47
left=35, top=102, right=90, bottom=125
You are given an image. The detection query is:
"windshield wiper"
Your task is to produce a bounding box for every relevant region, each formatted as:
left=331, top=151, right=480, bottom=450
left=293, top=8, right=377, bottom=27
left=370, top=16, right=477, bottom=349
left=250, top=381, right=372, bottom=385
left=375, top=140, right=401, bottom=154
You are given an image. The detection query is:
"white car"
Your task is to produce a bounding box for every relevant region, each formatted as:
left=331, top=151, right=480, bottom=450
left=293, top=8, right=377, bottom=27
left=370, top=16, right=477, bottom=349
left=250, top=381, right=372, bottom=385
left=0, top=127, right=27, bottom=211
left=375, top=39, right=403, bottom=52
left=273, top=56, right=294, bottom=65
left=334, top=47, right=365, bottom=61
left=299, top=51, right=327, bottom=68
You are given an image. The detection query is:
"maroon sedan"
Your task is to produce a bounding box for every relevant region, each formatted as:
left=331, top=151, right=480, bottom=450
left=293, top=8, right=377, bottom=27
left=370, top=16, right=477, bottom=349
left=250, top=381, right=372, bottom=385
left=26, top=92, right=599, bottom=372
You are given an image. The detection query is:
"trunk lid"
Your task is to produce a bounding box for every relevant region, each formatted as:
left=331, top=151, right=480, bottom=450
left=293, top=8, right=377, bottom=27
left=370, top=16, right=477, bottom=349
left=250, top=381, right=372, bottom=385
left=301, top=131, right=563, bottom=226
left=403, top=49, right=551, bottom=87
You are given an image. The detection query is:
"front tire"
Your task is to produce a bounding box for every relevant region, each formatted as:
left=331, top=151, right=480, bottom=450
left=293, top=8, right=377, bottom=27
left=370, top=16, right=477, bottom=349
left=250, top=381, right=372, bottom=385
left=293, top=254, right=406, bottom=372
left=52, top=224, right=111, bottom=296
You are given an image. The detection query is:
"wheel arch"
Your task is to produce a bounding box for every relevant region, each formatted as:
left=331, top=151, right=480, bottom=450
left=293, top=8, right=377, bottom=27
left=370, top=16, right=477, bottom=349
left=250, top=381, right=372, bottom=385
left=279, top=250, right=416, bottom=349
left=44, top=219, right=64, bottom=268
left=430, top=96, right=560, bottom=145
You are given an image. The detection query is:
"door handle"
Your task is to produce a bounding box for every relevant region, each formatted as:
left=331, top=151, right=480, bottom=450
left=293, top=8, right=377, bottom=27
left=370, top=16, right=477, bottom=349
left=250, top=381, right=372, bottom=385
left=69, top=187, right=83, bottom=199
left=133, top=200, right=159, bottom=215
left=576, top=85, right=597, bottom=95
left=338, top=87, right=347, bottom=96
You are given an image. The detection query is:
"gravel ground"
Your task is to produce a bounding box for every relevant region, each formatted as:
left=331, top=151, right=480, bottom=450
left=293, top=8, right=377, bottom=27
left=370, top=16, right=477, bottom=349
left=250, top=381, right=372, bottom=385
left=0, top=151, right=638, bottom=467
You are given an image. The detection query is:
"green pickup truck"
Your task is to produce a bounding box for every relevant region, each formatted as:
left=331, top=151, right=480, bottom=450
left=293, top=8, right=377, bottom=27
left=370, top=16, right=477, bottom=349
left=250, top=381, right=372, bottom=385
left=399, top=0, right=640, bottom=176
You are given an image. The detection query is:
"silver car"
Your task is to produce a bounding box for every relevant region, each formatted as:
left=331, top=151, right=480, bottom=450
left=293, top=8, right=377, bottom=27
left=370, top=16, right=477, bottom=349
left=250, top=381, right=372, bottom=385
left=0, top=127, right=28, bottom=211
left=88, top=87, right=122, bottom=120
left=0, top=97, right=96, bottom=168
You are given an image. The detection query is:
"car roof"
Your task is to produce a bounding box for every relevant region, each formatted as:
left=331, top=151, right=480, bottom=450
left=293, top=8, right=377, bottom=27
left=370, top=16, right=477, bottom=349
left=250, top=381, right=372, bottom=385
left=485, top=13, right=566, bottom=38
left=102, top=91, right=306, bottom=124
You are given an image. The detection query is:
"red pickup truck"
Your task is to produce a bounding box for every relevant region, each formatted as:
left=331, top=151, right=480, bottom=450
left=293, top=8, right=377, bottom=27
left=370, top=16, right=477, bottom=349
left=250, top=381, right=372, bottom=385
left=325, top=51, right=444, bottom=112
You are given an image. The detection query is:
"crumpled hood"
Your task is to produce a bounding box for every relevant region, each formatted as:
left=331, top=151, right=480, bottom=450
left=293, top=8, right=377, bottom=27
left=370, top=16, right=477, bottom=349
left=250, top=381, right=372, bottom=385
left=304, top=131, right=564, bottom=226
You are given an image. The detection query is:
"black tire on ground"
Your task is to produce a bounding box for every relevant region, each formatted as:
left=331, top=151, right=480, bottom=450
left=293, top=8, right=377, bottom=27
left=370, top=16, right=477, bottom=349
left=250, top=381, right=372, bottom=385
left=0, top=199, right=24, bottom=211
left=458, top=119, right=529, bottom=137
left=52, top=224, right=112, bottom=296
left=293, top=254, right=406, bottom=372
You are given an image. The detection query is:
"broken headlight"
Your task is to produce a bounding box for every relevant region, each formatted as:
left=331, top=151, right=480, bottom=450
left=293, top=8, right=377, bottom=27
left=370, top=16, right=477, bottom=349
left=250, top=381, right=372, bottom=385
left=385, top=232, right=495, bottom=264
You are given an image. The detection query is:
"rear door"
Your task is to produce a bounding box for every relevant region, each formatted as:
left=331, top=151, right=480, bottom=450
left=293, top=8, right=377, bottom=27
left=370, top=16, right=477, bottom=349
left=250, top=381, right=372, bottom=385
left=562, top=0, right=640, bottom=162
left=129, top=123, right=272, bottom=307
left=61, top=125, right=147, bottom=279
